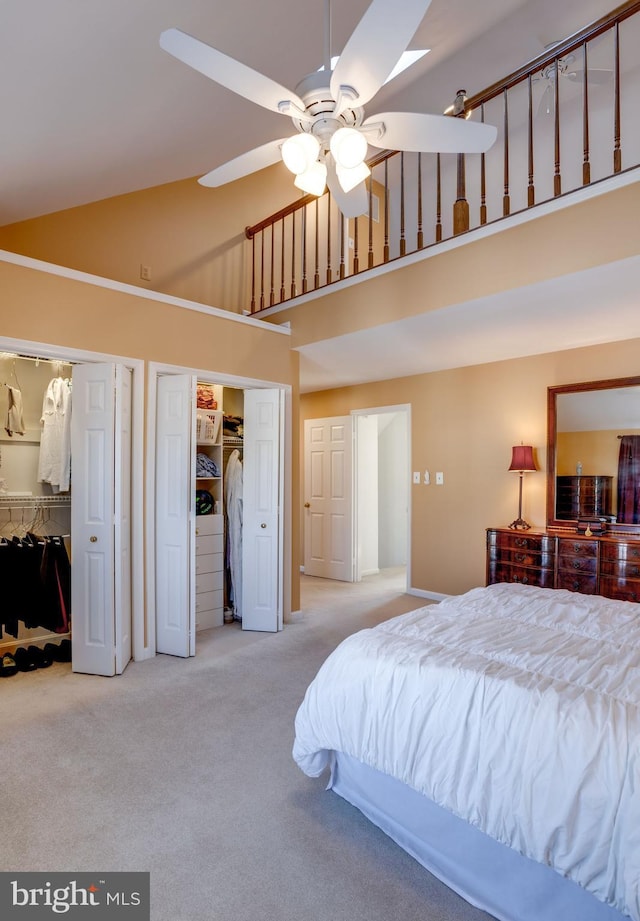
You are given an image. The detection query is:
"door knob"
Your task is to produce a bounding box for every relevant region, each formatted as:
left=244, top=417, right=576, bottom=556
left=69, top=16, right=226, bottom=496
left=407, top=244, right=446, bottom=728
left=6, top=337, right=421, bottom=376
left=304, top=502, right=310, bottom=508
left=89, top=536, right=98, bottom=542
left=261, top=522, right=267, bottom=528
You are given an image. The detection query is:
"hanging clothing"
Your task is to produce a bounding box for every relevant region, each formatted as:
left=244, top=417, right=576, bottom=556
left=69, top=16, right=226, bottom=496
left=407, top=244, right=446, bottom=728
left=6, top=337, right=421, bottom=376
left=224, top=449, right=243, bottom=619
left=5, top=386, right=25, bottom=437
left=617, top=435, right=640, bottom=524
left=37, top=377, right=72, bottom=493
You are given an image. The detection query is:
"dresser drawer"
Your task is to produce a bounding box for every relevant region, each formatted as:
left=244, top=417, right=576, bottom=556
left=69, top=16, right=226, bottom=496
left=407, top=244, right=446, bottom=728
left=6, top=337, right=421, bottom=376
left=600, top=541, right=640, bottom=564
left=488, top=562, right=555, bottom=588
left=195, top=552, right=224, bottom=575
left=196, top=533, right=224, bottom=555
left=195, top=589, right=224, bottom=613
left=557, top=553, right=598, bottom=575
left=196, top=570, right=224, bottom=594
left=556, top=571, right=598, bottom=594
left=195, top=514, right=223, bottom=536
left=489, top=531, right=553, bottom=553
left=557, top=538, right=598, bottom=559
left=599, top=577, right=640, bottom=603
left=600, top=559, right=640, bottom=580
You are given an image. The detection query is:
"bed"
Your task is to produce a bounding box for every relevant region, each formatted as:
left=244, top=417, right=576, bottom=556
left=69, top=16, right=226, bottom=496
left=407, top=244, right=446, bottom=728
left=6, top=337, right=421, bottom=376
left=292, top=582, right=640, bottom=921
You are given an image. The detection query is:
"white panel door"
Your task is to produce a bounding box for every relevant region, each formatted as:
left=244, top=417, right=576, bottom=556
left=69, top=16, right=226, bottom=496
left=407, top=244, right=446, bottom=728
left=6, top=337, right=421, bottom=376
left=303, top=416, right=354, bottom=581
left=114, top=365, right=132, bottom=673
left=155, top=374, right=196, bottom=656
left=242, top=388, right=282, bottom=632
left=71, top=362, right=131, bottom=676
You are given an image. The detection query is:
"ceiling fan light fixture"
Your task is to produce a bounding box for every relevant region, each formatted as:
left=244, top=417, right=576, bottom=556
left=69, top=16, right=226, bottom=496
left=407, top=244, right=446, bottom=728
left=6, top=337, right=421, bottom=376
left=294, top=160, right=328, bottom=197
left=330, top=127, right=368, bottom=170
left=281, top=133, right=321, bottom=175
left=336, top=160, right=371, bottom=193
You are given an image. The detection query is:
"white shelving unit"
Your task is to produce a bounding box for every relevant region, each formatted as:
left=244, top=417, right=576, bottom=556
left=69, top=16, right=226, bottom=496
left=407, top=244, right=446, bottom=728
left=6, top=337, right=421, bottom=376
left=195, top=387, right=224, bottom=629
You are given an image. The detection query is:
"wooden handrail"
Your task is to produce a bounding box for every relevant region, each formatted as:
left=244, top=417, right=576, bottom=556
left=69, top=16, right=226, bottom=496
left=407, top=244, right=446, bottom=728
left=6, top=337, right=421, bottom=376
left=246, top=0, right=640, bottom=240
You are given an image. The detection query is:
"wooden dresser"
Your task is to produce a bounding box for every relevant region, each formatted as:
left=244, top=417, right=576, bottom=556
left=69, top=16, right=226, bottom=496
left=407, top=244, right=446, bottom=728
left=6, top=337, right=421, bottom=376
left=487, top=527, right=640, bottom=602
left=555, top=475, right=613, bottom=520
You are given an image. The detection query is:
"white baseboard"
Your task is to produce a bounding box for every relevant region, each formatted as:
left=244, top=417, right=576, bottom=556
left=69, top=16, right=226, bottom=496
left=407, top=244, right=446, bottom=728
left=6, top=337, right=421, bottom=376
left=408, top=587, right=450, bottom=602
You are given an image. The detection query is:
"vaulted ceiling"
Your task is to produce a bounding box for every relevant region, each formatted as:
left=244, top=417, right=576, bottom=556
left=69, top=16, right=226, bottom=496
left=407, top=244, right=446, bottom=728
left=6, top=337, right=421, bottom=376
left=0, top=0, right=617, bottom=226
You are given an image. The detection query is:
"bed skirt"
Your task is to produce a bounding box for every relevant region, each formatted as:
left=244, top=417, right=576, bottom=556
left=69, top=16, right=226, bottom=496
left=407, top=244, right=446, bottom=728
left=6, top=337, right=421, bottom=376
left=330, top=751, right=629, bottom=921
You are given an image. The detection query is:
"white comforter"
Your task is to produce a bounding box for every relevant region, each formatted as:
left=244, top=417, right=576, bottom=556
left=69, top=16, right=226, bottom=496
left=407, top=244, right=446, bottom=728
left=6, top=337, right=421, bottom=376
left=293, top=583, right=640, bottom=920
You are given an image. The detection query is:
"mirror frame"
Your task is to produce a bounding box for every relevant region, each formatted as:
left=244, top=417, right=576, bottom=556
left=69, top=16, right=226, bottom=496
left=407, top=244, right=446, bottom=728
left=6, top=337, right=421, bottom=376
left=547, top=375, right=640, bottom=532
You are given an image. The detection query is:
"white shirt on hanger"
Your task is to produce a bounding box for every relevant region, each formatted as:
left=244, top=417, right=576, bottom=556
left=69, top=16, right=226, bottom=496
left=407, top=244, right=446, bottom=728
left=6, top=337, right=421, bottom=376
left=37, top=377, right=72, bottom=493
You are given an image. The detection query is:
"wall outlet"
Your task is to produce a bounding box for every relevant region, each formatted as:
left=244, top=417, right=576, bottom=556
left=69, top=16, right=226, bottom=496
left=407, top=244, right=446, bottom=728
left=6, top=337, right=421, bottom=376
left=140, top=264, right=151, bottom=281
left=435, top=471, right=444, bottom=485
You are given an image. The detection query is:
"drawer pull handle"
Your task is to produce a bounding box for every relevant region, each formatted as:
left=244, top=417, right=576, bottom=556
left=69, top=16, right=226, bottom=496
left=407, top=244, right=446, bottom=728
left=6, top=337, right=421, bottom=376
left=515, top=553, right=526, bottom=563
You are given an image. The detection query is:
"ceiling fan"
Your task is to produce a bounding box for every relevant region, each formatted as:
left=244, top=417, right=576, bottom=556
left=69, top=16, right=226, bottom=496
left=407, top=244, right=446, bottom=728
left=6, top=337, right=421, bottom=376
left=535, top=44, right=613, bottom=118
left=160, top=0, right=497, bottom=217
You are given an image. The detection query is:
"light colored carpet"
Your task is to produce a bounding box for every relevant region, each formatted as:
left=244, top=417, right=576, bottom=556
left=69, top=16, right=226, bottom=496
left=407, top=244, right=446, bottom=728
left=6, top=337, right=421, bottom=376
left=0, top=569, right=491, bottom=921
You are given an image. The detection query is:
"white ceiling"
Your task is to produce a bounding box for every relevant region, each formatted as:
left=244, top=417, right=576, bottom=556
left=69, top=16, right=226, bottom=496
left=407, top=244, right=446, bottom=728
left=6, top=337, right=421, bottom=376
left=1, top=0, right=632, bottom=394
left=0, top=0, right=617, bottom=226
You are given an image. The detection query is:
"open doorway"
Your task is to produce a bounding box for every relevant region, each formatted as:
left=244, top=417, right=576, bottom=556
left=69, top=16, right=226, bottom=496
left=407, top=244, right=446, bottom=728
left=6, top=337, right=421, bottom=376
left=303, top=405, right=410, bottom=590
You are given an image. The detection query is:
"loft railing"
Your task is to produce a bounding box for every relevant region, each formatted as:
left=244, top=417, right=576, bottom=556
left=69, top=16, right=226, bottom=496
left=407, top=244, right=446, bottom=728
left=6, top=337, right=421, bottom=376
left=245, top=0, right=640, bottom=314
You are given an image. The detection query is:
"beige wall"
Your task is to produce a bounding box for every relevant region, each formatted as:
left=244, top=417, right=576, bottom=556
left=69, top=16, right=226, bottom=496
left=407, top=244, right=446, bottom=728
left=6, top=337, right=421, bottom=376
left=0, top=166, right=297, bottom=314
left=300, top=338, right=640, bottom=597
left=273, top=182, right=640, bottom=346
left=0, top=256, right=300, bottom=618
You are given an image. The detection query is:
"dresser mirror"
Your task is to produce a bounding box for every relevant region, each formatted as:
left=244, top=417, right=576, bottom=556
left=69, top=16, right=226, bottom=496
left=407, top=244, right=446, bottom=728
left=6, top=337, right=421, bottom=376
left=547, top=376, right=640, bottom=532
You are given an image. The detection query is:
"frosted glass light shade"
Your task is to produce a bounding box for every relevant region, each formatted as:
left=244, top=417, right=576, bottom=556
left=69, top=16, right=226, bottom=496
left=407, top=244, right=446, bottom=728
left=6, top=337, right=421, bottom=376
left=281, top=134, right=321, bottom=175
left=336, top=160, right=371, bottom=193
left=294, top=160, right=327, bottom=196
left=329, top=127, right=368, bottom=169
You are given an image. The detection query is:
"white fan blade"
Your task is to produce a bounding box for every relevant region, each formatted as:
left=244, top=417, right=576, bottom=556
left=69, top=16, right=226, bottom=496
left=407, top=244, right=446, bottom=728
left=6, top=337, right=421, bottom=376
left=565, top=67, right=613, bottom=85
left=160, top=28, right=306, bottom=116
left=198, top=138, right=289, bottom=188
left=362, top=112, right=497, bottom=153
left=331, top=0, right=432, bottom=114
left=326, top=160, right=369, bottom=217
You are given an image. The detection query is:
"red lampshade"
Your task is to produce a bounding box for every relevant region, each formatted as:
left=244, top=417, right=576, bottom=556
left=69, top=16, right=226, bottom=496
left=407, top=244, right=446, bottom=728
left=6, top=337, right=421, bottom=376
left=508, top=445, right=536, bottom=472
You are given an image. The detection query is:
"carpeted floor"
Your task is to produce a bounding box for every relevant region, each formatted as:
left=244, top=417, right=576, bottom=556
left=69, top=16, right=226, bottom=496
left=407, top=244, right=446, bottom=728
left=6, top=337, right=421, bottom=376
left=0, top=569, right=492, bottom=921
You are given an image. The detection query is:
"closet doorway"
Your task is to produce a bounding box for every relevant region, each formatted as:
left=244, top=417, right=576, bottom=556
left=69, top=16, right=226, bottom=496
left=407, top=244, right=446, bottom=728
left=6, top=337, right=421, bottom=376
left=0, top=338, right=143, bottom=678
left=149, top=364, right=289, bottom=658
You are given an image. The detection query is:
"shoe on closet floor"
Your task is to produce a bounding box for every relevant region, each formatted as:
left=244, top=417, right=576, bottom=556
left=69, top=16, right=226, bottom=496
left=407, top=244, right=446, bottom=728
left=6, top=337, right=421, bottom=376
left=0, top=653, right=18, bottom=677
left=27, top=645, right=53, bottom=668
left=13, top=647, right=38, bottom=672
left=44, top=640, right=71, bottom=662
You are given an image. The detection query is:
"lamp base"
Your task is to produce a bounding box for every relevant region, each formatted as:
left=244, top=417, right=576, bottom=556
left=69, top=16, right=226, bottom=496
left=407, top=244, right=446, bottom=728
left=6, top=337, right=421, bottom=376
left=508, top=517, right=532, bottom=530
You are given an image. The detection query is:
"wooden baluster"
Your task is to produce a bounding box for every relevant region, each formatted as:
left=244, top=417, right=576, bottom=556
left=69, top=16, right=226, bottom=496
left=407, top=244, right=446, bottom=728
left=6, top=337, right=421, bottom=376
left=326, top=193, right=332, bottom=285
left=314, top=199, right=320, bottom=289
left=368, top=178, right=374, bottom=269
left=383, top=159, right=390, bottom=262
left=400, top=153, right=407, bottom=256
left=417, top=153, right=424, bottom=249
left=339, top=210, right=345, bottom=280
left=301, top=206, right=308, bottom=294
left=353, top=213, right=360, bottom=274
left=527, top=75, right=535, bottom=206
left=435, top=154, right=442, bottom=242
left=503, top=88, right=511, bottom=215
left=554, top=58, right=562, bottom=196
left=269, top=224, right=275, bottom=306
left=613, top=22, right=622, bottom=173
left=259, top=230, right=265, bottom=311
left=480, top=104, right=487, bottom=224
left=280, top=217, right=286, bottom=302
left=291, top=212, right=297, bottom=299
left=250, top=234, right=256, bottom=313
left=582, top=42, right=591, bottom=185
left=453, top=152, right=469, bottom=234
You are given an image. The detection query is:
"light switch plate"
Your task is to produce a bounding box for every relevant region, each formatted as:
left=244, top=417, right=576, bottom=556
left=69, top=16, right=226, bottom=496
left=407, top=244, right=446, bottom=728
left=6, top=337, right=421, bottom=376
left=436, top=471, right=444, bottom=485
left=413, top=471, right=421, bottom=484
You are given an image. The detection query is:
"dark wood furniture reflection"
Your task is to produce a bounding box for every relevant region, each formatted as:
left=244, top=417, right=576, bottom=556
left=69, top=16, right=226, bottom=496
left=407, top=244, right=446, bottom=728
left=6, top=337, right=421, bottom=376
left=487, top=528, right=640, bottom=602
left=555, top=475, right=613, bottom=520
